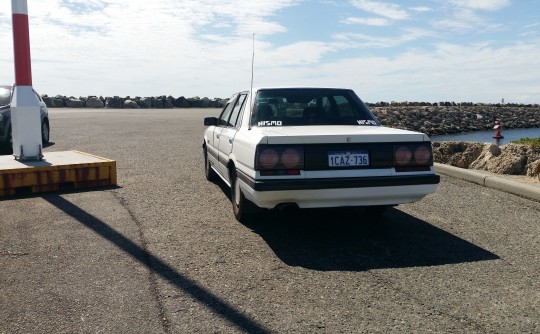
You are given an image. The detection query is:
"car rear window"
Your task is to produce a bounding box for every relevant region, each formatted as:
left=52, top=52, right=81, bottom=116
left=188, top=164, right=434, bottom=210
left=251, top=88, right=380, bottom=127
left=0, top=87, right=11, bottom=107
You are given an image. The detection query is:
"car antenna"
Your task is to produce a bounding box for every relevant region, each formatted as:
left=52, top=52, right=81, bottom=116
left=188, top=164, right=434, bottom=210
left=248, top=33, right=255, bottom=130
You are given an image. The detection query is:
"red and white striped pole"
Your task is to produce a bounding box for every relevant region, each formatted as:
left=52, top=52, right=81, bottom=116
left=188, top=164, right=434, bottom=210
left=11, top=0, right=43, bottom=160
left=12, top=0, right=33, bottom=87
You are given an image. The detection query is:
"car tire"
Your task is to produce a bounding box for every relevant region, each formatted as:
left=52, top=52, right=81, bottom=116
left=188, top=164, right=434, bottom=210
left=230, top=168, right=259, bottom=222
left=204, top=148, right=218, bottom=182
left=1, top=125, right=13, bottom=153
left=41, top=120, right=50, bottom=145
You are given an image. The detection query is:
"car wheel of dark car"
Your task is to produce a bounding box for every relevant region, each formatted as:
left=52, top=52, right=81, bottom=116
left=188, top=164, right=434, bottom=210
left=41, top=120, right=50, bottom=145
left=0, top=126, right=13, bottom=155
left=230, top=168, right=259, bottom=222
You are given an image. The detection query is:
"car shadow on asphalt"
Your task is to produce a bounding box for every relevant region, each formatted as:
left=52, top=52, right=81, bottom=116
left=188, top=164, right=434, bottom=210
left=43, top=194, right=273, bottom=334
left=242, top=208, right=500, bottom=271
left=210, top=177, right=499, bottom=271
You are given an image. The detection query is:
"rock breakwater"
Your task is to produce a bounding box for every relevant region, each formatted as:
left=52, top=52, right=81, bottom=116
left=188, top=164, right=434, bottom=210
left=42, top=95, right=227, bottom=109
left=372, top=105, right=540, bottom=136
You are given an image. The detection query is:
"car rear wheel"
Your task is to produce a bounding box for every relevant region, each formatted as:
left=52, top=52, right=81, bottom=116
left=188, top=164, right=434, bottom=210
left=41, top=120, right=50, bottom=145
left=230, top=168, right=259, bottom=222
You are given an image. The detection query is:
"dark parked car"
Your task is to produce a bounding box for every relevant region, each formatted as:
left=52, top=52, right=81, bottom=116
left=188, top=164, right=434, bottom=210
left=0, top=84, right=50, bottom=152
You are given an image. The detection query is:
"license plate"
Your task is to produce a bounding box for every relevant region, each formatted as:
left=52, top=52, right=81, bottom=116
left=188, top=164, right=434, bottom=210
left=328, top=150, right=369, bottom=167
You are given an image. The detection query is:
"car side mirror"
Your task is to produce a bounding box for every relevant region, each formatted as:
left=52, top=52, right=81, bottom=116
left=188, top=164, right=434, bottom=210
left=204, top=117, right=218, bottom=126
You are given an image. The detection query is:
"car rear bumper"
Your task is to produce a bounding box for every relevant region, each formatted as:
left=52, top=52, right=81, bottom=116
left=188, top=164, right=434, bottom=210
left=237, top=172, right=440, bottom=209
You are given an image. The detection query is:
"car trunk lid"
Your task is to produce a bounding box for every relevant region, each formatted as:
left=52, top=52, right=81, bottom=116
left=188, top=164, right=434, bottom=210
left=257, top=125, right=428, bottom=144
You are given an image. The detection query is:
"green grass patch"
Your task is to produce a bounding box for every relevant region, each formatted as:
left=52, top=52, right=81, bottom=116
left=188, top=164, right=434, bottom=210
left=511, top=137, right=540, bottom=149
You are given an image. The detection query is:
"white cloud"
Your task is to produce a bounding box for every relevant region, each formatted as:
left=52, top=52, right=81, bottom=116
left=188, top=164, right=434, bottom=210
left=342, top=17, right=389, bottom=26
left=334, top=28, right=434, bottom=48
left=349, top=0, right=409, bottom=20
left=448, top=0, right=511, bottom=11
left=409, top=6, right=431, bottom=12
left=431, top=7, right=503, bottom=32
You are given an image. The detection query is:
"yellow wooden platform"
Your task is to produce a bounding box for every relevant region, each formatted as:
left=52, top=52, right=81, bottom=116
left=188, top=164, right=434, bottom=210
left=0, top=151, right=117, bottom=197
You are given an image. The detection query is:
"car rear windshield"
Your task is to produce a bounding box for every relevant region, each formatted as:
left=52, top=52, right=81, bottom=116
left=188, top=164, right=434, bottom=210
left=0, top=87, right=10, bottom=107
left=250, top=88, right=380, bottom=127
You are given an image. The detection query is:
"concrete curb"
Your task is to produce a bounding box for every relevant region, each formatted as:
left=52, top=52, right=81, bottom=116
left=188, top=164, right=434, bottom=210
left=435, top=163, right=540, bottom=202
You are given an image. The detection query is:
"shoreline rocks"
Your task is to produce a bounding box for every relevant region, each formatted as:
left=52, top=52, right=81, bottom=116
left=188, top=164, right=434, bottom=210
left=371, top=105, right=540, bottom=136
left=433, top=141, right=540, bottom=180
left=42, top=94, right=228, bottom=110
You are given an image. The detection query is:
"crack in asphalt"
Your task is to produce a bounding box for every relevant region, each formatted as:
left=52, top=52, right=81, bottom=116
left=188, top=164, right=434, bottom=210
left=0, top=250, right=30, bottom=257
left=112, top=190, right=171, bottom=334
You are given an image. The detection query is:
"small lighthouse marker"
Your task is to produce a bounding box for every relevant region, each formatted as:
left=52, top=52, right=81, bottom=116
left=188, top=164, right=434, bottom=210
left=493, top=120, right=504, bottom=139
left=11, top=0, right=43, bottom=160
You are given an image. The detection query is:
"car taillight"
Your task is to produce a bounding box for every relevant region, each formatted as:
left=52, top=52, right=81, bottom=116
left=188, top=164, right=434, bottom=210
left=255, top=145, right=304, bottom=172
left=393, top=143, right=433, bottom=168
left=394, top=146, right=412, bottom=165
left=258, top=148, right=279, bottom=169
left=414, top=146, right=432, bottom=165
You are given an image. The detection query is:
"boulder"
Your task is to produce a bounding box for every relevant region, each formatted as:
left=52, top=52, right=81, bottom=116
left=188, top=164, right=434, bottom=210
left=485, top=154, right=528, bottom=175
left=432, top=141, right=484, bottom=168
left=86, top=97, right=104, bottom=108
left=123, top=99, right=139, bottom=108
left=527, top=159, right=540, bottom=179
left=105, top=96, right=123, bottom=108
left=139, top=97, right=152, bottom=108
left=42, top=96, right=54, bottom=108
left=173, top=96, right=190, bottom=108
left=188, top=97, right=201, bottom=108
left=53, top=98, right=65, bottom=107
left=165, top=96, right=174, bottom=108
left=65, top=98, right=84, bottom=108
left=151, top=97, right=164, bottom=108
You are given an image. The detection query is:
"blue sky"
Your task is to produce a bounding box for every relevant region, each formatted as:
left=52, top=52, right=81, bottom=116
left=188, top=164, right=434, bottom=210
left=0, top=0, right=539, bottom=103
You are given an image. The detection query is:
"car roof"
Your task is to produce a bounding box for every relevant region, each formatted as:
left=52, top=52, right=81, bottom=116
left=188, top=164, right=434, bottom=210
left=251, top=86, right=350, bottom=91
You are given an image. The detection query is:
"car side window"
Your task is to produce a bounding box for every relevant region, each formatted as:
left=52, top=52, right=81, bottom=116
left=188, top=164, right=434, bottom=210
left=218, top=96, right=237, bottom=126
left=228, top=94, right=247, bottom=128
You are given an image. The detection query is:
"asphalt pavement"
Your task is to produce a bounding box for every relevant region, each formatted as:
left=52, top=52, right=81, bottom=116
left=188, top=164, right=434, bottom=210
left=1, top=108, right=539, bottom=333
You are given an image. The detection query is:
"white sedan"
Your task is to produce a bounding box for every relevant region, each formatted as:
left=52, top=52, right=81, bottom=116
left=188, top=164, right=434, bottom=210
left=202, top=87, right=439, bottom=221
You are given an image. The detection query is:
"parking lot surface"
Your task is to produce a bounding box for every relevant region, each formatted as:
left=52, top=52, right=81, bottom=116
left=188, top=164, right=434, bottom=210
left=1, top=108, right=539, bottom=333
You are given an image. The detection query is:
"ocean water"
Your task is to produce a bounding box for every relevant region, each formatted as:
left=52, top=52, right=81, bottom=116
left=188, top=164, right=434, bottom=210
left=432, top=127, right=540, bottom=145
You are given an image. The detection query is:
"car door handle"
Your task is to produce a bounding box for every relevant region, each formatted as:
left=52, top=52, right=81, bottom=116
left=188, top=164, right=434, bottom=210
left=229, top=139, right=233, bottom=144
left=216, top=135, right=220, bottom=139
